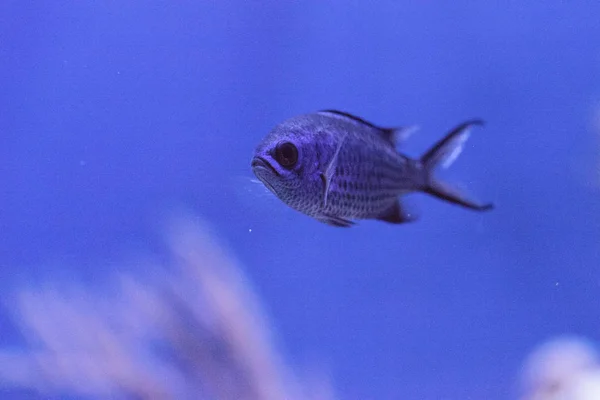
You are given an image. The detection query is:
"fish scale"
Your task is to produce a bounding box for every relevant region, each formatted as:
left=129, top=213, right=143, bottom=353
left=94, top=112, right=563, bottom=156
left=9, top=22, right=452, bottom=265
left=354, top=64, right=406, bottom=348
left=320, top=134, right=410, bottom=218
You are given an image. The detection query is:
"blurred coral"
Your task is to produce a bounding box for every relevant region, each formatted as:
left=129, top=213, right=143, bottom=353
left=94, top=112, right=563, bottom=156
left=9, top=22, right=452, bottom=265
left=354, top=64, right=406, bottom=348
left=0, top=214, right=334, bottom=400
left=520, top=336, right=600, bottom=400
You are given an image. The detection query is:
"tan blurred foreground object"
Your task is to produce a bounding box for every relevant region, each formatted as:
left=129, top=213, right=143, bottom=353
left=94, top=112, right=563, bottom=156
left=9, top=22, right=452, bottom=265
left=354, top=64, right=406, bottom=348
left=0, top=214, right=334, bottom=400
left=3, top=213, right=599, bottom=400
left=520, top=336, right=600, bottom=400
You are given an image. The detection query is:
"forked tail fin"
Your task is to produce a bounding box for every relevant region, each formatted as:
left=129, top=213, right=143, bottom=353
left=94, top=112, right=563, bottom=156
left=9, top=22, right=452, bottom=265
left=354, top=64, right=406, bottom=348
left=420, top=119, right=494, bottom=211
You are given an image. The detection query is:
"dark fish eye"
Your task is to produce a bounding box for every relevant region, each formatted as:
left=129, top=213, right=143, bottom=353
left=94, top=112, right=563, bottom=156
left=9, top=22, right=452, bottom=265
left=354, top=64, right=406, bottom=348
left=275, top=142, right=298, bottom=168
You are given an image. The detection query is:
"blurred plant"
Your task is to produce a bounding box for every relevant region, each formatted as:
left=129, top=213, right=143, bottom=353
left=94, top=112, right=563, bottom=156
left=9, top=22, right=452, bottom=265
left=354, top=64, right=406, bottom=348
left=0, top=214, right=334, bottom=400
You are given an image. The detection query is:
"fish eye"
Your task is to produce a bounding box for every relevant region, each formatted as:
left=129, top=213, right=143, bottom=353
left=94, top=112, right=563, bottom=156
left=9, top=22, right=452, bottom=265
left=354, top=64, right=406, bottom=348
left=274, top=142, right=298, bottom=168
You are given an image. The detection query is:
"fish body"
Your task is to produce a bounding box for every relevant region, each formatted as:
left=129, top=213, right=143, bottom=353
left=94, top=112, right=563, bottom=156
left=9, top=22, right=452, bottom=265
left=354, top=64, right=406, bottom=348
left=251, top=110, right=493, bottom=227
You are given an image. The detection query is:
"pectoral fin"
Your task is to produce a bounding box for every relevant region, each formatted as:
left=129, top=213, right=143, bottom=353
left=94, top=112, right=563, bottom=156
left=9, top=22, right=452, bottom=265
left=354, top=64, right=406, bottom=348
left=320, top=134, right=346, bottom=208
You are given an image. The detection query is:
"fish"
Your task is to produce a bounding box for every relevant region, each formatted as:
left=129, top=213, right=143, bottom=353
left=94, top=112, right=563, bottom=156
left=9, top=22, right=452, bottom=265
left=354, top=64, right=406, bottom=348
left=250, top=110, right=493, bottom=227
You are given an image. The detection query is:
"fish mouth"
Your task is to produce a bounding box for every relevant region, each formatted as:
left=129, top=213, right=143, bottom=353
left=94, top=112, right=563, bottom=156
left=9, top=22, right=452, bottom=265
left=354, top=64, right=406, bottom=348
left=251, top=156, right=279, bottom=177
left=251, top=157, right=279, bottom=195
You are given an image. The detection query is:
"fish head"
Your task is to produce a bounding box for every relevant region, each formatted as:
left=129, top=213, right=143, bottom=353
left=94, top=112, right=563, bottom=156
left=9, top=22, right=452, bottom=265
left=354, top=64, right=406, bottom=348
left=251, top=117, right=327, bottom=211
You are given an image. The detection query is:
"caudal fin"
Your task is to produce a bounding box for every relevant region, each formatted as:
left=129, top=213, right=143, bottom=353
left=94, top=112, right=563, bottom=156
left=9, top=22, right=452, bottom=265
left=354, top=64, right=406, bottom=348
left=420, top=119, right=494, bottom=211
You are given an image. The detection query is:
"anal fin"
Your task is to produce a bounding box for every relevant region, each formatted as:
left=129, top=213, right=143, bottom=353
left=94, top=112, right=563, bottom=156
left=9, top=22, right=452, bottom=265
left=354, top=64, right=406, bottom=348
left=377, top=200, right=417, bottom=224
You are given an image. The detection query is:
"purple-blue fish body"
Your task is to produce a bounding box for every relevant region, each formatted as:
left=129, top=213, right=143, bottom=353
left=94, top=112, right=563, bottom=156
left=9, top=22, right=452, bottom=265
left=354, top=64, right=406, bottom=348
left=251, top=110, right=493, bottom=227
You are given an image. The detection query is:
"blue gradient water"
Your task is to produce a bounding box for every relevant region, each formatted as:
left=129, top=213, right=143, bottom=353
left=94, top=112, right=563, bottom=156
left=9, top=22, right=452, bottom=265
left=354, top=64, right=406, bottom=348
left=2, top=2, right=599, bottom=399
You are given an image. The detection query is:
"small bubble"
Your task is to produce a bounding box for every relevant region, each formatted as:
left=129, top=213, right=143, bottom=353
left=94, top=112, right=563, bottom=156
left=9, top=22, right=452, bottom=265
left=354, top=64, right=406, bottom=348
left=248, top=228, right=252, bottom=233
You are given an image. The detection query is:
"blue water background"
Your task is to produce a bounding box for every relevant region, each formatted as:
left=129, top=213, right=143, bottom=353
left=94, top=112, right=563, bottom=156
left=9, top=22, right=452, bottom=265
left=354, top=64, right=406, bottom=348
left=2, top=2, right=600, bottom=399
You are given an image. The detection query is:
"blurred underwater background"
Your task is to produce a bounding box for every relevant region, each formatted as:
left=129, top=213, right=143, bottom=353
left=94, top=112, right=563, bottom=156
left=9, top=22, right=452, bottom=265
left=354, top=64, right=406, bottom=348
left=1, top=2, right=600, bottom=399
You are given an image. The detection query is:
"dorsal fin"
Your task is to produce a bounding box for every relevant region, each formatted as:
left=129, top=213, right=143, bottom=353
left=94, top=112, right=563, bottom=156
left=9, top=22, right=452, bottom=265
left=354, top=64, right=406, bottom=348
left=382, top=125, right=420, bottom=146
left=318, top=109, right=418, bottom=147
left=319, top=109, right=382, bottom=130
